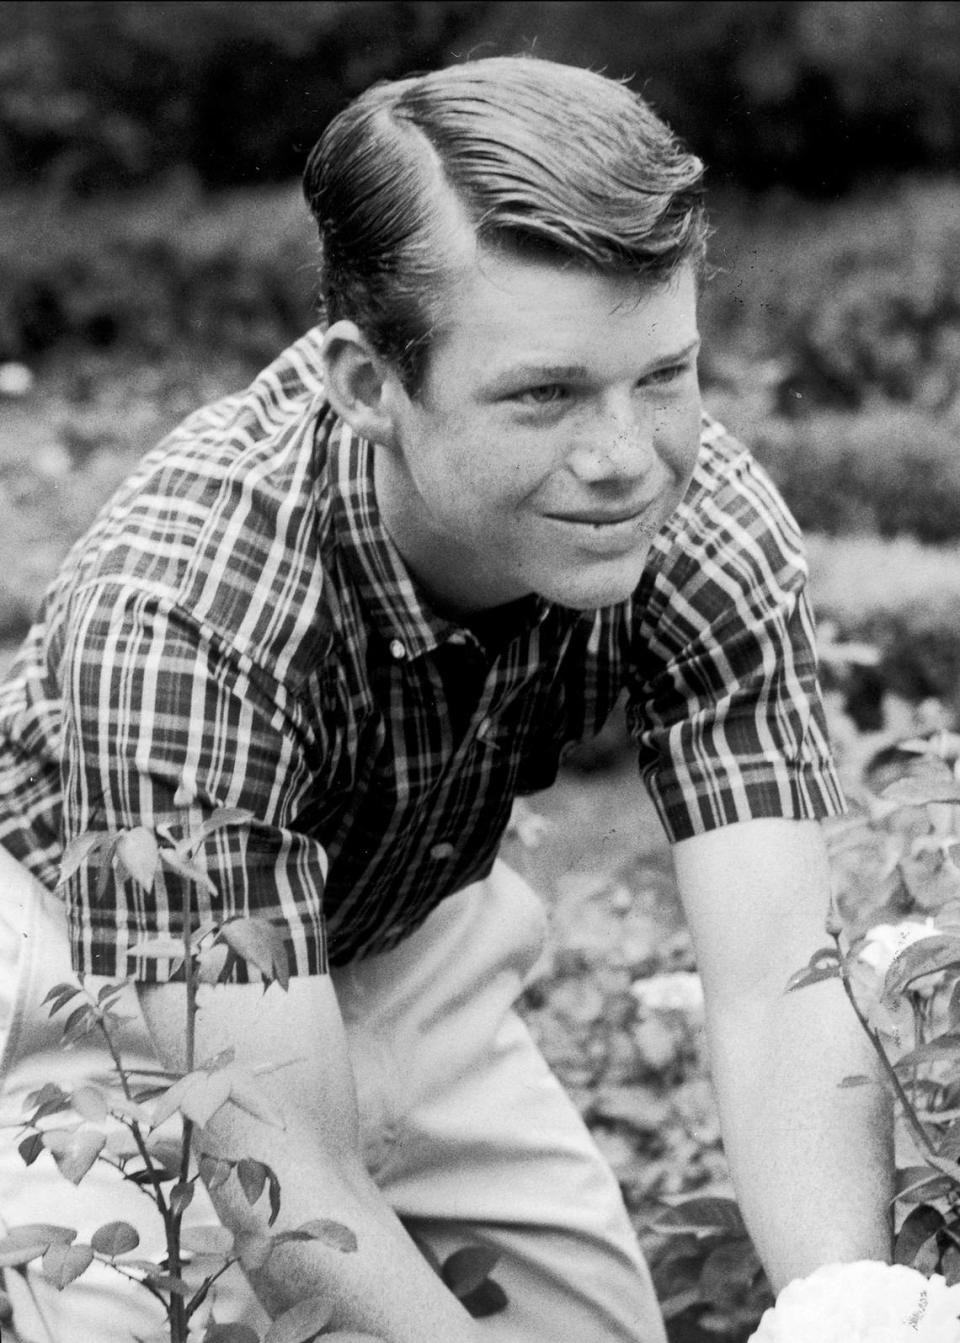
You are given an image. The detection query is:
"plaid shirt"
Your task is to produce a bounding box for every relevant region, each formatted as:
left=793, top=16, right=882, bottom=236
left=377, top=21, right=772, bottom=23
left=0, top=330, right=844, bottom=981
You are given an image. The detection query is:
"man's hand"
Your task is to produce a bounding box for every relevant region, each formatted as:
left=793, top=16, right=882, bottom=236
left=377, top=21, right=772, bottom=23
left=139, top=974, right=482, bottom=1342
left=672, top=817, right=894, bottom=1290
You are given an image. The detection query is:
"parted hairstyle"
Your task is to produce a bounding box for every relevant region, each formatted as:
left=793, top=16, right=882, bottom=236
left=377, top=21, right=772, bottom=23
left=303, top=55, right=708, bottom=393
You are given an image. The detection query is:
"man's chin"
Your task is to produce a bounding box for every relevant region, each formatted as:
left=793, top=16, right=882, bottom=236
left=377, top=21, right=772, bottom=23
left=536, top=556, right=651, bottom=611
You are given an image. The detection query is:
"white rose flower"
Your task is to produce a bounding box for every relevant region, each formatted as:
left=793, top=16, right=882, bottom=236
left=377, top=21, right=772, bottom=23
left=631, top=971, right=704, bottom=1015
left=749, top=1261, right=960, bottom=1342
left=858, top=920, right=941, bottom=978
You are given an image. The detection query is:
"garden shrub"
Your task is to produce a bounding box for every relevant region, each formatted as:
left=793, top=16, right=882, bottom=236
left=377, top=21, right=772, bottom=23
left=4, top=2, right=960, bottom=196
left=701, top=180, right=960, bottom=415
left=0, top=0, right=484, bottom=190
left=807, top=536, right=960, bottom=718
left=748, top=404, right=960, bottom=544
left=0, top=180, right=318, bottom=364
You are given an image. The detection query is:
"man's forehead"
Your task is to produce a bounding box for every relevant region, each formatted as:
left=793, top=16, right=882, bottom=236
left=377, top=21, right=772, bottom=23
left=435, top=250, right=699, bottom=362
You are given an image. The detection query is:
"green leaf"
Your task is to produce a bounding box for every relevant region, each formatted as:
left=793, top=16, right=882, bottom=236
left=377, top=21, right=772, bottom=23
left=170, top=1181, right=194, bottom=1217
left=0, top=1225, right=76, bottom=1269
left=648, top=1197, right=747, bottom=1238
left=895, top=1203, right=945, bottom=1267
left=785, top=962, right=841, bottom=992
left=57, top=832, right=108, bottom=887
left=197, top=941, right=232, bottom=985
left=94, top=835, right=121, bottom=906
left=895, top=1166, right=958, bottom=1204
left=126, top=936, right=188, bottom=960
left=142, top=1272, right=192, bottom=1296
left=0, top=1241, right=51, bottom=1268
left=785, top=946, right=841, bottom=993
left=181, top=1070, right=233, bottom=1128
left=141, top=1137, right=184, bottom=1181
left=894, top=1034, right=960, bottom=1071
left=18, top=1132, right=44, bottom=1166
left=41, top=1240, right=94, bottom=1288
left=151, top=1069, right=232, bottom=1129
left=220, top=918, right=289, bottom=990
left=883, top=935, right=960, bottom=1000
left=4, top=1230, right=77, bottom=1246
left=42, top=1129, right=106, bottom=1184
left=198, top=1154, right=234, bottom=1191
left=71, top=1085, right=109, bottom=1123
left=26, top=1080, right=70, bottom=1107
left=699, top=1239, right=762, bottom=1307
left=203, top=1326, right=261, bottom=1343
left=178, top=808, right=253, bottom=858
left=267, top=1164, right=282, bottom=1226
left=159, top=848, right=218, bottom=897
left=91, top=1221, right=140, bottom=1257
left=115, top=827, right=160, bottom=891
left=60, top=1002, right=96, bottom=1043
left=658, top=1287, right=704, bottom=1321
left=263, top=1293, right=334, bottom=1343
left=236, top=1158, right=267, bottom=1207
left=296, top=1219, right=357, bottom=1254
left=41, top=983, right=83, bottom=1015
left=26, top=1082, right=71, bottom=1124
left=441, top=1245, right=500, bottom=1298
left=223, top=1067, right=285, bottom=1129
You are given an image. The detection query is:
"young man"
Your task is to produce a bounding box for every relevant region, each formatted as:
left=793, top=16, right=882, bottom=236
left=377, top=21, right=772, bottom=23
left=0, top=57, right=891, bottom=1342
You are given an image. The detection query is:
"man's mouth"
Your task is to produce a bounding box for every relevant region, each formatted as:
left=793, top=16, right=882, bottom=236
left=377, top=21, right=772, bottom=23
left=545, top=504, right=653, bottom=527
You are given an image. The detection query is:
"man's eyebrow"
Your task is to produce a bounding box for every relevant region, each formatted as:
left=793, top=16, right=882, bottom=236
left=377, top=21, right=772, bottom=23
left=651, top=337, right=702, bottom=365
left=479, top=340, right=701, bottom=397
left=478, top=363, right=591, bottom=396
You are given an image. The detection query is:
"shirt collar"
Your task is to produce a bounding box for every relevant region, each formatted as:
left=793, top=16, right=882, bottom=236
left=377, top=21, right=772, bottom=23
left=329, top=420, right=464, bottom=660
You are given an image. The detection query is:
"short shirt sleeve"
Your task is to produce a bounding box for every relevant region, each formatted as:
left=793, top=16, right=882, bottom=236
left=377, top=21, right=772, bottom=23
left=59, top=581, right=328, bottom=982
left=627, top=425, right=846, bottom=841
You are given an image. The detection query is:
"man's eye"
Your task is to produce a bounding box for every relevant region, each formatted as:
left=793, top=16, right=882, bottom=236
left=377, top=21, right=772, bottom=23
left=644, top=362, right=689, bottom=386
left=518, top=384, right=567, bottom=405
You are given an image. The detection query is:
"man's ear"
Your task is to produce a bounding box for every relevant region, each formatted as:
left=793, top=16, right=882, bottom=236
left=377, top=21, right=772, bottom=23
left=321, top=321, right=404, bottom=448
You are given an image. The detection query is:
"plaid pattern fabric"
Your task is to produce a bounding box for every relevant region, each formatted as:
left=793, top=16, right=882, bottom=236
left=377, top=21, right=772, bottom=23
left=0, top=329, right=845, bottom=981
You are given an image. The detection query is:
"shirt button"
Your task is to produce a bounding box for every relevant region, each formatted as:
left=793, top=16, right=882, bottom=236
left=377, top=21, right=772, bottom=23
left=389, top=639, right=407, bottom=660
left=430, top=841, right=455, bottom=861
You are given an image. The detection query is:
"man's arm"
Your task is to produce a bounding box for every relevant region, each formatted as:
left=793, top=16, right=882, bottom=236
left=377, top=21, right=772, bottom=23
left=139, top=975, right=482, bottom=1343
left=672, top=816, right=894, bottom=1290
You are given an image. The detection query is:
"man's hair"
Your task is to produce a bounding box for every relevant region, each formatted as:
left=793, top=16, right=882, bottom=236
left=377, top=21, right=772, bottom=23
left=303, top=56, right=708, bottom=393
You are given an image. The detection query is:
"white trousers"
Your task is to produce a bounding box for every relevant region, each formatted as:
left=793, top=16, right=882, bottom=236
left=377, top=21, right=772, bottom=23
left=0, top=846, right=666, bottom=1342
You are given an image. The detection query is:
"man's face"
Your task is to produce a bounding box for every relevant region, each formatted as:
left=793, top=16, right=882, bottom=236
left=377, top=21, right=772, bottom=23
left=374, top=248, right=702, bottom=616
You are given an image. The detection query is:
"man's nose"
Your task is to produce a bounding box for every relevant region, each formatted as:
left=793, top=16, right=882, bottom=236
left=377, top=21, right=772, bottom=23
left=566, top=406, right=657, bottom=483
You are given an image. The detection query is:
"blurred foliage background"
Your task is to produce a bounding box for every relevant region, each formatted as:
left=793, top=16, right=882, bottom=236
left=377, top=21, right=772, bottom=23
left=2, top=0, right=960, bottom=194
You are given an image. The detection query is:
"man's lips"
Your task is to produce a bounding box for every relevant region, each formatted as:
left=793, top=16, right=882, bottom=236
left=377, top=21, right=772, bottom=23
left=544, top=503, right=654, bottom=526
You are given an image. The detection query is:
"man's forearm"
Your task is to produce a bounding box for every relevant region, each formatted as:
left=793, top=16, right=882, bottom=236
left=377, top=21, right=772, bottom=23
left=674, top=818, right=896, bottom=1290
left=139, top=978, right=482, bottom=1343
left=199, top=1103, right=483, bottom=1342
left=706, top=973, right=894, bottom=1291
